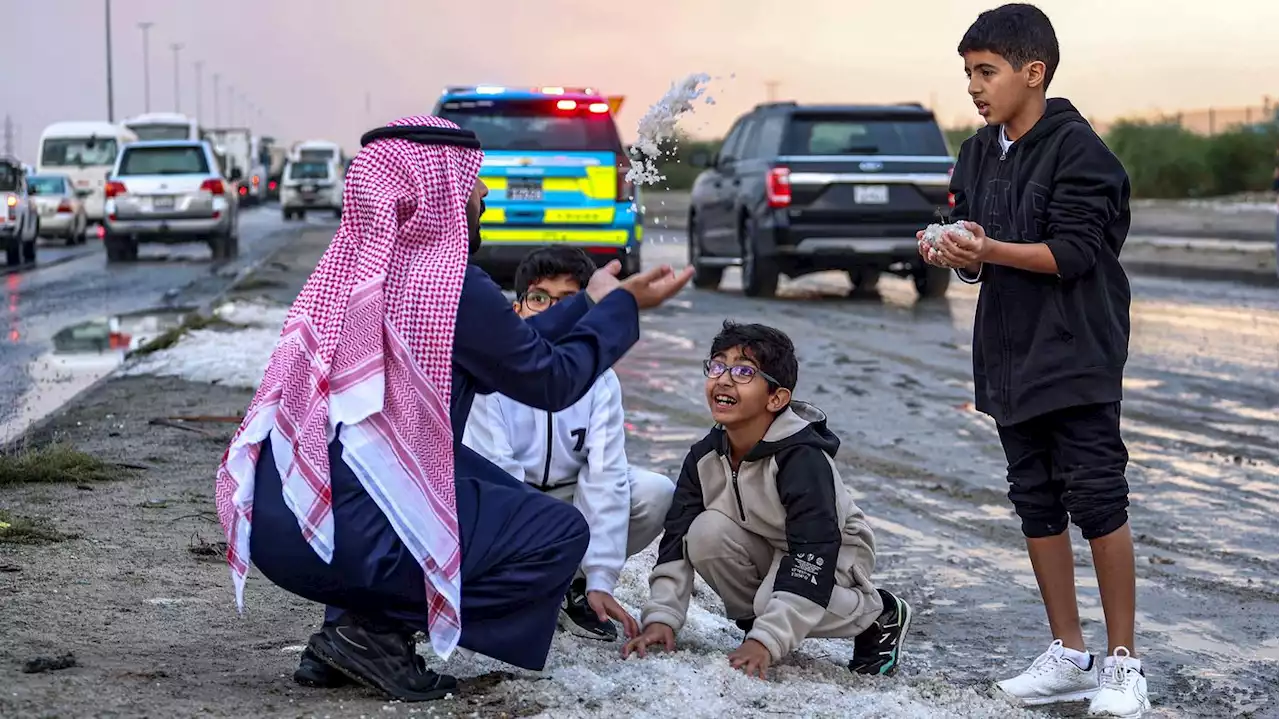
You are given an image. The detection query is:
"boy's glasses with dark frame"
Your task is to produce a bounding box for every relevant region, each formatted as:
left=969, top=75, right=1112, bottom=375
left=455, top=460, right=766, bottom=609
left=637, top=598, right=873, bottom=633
left=703, top=359, right=780, bottom=387
left=519, top=290, right=572, bottom=313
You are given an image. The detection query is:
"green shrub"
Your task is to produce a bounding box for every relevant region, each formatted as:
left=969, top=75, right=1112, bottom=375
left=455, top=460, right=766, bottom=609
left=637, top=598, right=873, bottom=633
left=1105, top=121, right=1212, bottom=198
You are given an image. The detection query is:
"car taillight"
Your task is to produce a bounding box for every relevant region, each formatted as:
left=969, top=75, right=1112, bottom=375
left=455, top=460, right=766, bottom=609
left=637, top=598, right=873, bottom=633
left=766, top=167, right=791, bottom=208
left=5, top=195, right=14, bottom=221
left=238, top=185, right=248, bottom=196
left=268, top=180, right=277, bottom=190
left=252, top=175, right=261, bottom=187
left=57, top=200, right=72, bottom=213
left=588, top=102, right=609, bottom=114
left=947, top=166, right=955, bottom=208
left=616, top=165, right=634, bottom=202
left=200, top=179, right=226, bottom=196
left=104, top=181, right=127, bottom=198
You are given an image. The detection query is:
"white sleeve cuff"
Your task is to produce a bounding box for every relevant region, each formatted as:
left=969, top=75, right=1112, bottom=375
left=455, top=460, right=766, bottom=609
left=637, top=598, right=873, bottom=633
left=955, top=265, right=983, bottom=284
left=584, top=567, right=620, bottom=595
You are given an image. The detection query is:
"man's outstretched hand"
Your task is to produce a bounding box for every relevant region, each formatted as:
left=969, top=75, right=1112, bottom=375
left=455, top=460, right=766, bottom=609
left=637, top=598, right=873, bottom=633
left=620, top=264, right=694, bottom=309
left=585, top=260, right=694, bottom=309
left=586, top=260, right=625, bottom=304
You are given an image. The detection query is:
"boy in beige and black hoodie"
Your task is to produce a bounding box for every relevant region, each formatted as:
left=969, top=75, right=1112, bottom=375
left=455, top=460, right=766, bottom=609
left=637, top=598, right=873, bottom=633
left=622, top=321, right=911, bottom=678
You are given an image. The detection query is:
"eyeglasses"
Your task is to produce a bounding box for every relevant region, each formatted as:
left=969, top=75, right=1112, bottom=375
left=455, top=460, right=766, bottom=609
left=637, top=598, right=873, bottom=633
left=703, top=359, right=780, bottom=387
left=520, top=290, right=574, bottom=312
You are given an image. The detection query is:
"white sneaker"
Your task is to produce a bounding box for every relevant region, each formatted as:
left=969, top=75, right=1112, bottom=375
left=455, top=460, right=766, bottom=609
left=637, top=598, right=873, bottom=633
left=996, top=639, right=1100, bottom=706
left=1087, top=647, right=1151, bottom=718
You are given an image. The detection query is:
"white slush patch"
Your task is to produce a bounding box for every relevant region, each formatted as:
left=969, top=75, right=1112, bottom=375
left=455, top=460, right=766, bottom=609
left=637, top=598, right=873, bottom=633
left=626, top=74, right=713, bottom=186
left=122, top=300, right=288, bottom=388
left=421, top=543, right=1038, bottom=718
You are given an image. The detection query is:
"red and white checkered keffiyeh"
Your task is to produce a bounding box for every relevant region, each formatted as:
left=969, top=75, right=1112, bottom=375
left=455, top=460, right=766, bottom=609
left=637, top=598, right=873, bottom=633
left=214, top=115, right=483, bottom=659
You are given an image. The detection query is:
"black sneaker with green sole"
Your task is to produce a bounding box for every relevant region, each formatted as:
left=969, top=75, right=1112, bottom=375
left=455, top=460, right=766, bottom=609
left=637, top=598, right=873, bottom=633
left=849, top=588, right=912, bottom=676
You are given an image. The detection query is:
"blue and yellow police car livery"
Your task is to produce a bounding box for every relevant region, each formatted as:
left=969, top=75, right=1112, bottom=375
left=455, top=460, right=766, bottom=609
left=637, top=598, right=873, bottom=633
left=434, top=86, right=643, bottom=285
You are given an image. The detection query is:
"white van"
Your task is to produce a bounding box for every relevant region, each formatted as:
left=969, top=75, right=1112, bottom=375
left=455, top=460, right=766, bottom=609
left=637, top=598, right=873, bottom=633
left=280, top=159, right=343, bottom=221
left=122, top=112, right=202, bottom=142
left=292, top=140, right=344, bottom=165
left=37, top=121, right=138, bottom=223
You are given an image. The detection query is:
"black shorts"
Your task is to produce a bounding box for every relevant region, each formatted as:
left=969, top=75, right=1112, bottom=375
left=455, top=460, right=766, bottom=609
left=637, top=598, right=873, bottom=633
left=996, top=402, right=1130, bottom=540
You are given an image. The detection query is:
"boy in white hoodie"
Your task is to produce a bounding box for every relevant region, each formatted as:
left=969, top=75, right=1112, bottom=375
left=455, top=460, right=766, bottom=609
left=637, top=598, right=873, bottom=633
left=463, top=246, right=675, bottom=642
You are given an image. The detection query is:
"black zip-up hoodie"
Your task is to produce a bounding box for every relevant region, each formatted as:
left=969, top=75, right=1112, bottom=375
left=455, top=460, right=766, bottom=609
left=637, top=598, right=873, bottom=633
left=950, top=98, right=1132, bottom=426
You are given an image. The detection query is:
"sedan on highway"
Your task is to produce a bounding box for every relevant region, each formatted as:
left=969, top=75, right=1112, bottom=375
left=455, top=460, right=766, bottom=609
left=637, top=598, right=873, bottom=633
left=103, top=140, right=241, bottom=263
left=27, top=173, right=88, bottom=245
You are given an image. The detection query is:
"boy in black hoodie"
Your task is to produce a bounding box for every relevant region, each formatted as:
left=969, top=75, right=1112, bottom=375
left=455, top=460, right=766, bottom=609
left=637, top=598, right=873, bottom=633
left=921, top=5, right=1148, bottom=718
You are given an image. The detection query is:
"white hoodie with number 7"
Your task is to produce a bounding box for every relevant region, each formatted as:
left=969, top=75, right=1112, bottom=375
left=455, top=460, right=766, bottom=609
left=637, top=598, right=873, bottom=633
left=462, top=369, right=673, bottom=596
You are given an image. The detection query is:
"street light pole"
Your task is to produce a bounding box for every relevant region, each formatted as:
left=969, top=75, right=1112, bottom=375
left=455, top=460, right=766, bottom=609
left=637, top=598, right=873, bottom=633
left=193, top=61, right=203, bottom=125
left=104, top=0, right=115, bottom=122
left=170, top=43, right=183, bottom=112
left=212, top=73, right=220, bottom=126
left=137, top=21, right=154, bottom=113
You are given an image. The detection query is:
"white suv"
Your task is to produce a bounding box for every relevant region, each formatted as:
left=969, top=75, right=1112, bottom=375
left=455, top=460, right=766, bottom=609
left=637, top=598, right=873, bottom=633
left=103, top=140, right=241, bottom=263
left=0, top=157, right=39, bottom=267
left=281, top=159, right=343, bottom=221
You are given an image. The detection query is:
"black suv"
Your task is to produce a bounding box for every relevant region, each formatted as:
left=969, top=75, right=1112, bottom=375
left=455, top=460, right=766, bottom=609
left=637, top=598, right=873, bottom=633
left=686, top=102, right=955, bottom=298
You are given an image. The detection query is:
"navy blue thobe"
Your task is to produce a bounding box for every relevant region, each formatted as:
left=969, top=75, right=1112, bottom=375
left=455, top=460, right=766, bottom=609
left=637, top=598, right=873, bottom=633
left=250, top=264, right=640, bottom=670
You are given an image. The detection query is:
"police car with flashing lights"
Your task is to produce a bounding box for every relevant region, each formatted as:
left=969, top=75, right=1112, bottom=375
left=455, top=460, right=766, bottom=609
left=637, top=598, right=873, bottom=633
left=434, top=86, right=643, bottom=285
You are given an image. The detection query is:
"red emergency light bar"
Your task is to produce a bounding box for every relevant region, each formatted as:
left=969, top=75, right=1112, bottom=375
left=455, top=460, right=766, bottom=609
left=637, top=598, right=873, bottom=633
left=555, top=99, right=611, bottom=114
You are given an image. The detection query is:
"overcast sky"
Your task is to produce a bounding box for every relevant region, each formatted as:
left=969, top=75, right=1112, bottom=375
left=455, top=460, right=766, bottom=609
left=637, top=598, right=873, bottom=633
left=3, top=0, right=1276, bottom=160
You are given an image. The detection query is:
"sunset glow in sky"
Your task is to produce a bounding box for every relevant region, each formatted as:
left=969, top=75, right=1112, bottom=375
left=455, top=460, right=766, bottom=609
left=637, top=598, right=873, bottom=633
left=4, top=0, right=1277, bottom=159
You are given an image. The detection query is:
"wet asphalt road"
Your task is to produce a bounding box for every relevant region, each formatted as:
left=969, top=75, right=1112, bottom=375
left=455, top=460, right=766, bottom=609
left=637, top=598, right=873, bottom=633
left=626, top=231, right=1278, bottom=717
left=0, top=207, right=324, bottom=439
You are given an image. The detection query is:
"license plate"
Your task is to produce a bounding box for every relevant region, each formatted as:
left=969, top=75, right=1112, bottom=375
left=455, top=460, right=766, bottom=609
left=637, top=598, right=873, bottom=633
left=854, top=185, right=889, bottom=204
left=38, top=205, right=55, bottom=216
left=151, top=196, right=175, bottom=210
left=508, top=179, right=543, bottom=202
left=301, top=185, right=317, bottom=193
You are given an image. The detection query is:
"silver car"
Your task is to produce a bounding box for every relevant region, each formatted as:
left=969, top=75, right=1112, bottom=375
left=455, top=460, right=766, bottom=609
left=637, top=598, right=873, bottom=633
left=103, top=140, right=241, bottom=263
left=28, top=173, right=88, bottom=245
left=0, top=157, right=39, bottom=267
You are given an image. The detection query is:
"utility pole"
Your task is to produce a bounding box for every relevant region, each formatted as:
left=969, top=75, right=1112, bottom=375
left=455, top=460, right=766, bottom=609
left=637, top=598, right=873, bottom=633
left=764, top=80, right=780, bottom=102
left=137, top=21, right=155, bottom=112
left=104, top=0, right=115, bottom=122
left=212, top=73, right=220, bottom=126
left=170, top=43, right=183, bottom=112
left=193, top=61, right=203, bottom=125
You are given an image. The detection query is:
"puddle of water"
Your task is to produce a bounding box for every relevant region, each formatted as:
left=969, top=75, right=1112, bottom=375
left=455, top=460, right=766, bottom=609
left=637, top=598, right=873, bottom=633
left=0, top=308, right=193, bottom=444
